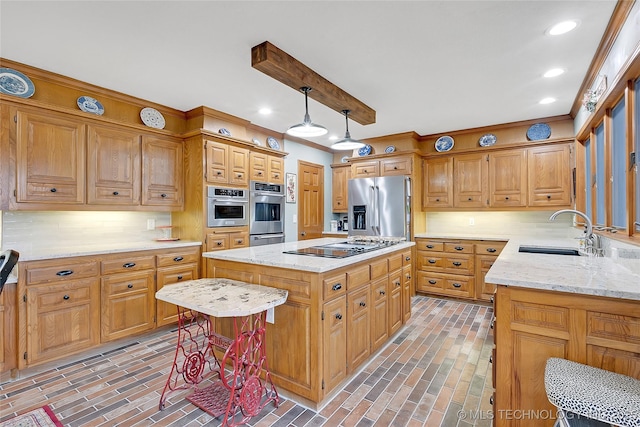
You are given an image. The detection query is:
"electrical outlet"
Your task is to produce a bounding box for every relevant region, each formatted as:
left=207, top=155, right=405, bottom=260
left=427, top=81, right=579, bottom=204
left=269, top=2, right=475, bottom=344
left=292, top=214, right=297, bottom=224
left=469, top=217, right=475, bottom=226
left=147, top=219, right=155, bottom=230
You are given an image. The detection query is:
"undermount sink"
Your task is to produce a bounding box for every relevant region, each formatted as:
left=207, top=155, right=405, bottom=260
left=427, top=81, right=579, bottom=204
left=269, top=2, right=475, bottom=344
left=518, top=245, right=581, bottom=256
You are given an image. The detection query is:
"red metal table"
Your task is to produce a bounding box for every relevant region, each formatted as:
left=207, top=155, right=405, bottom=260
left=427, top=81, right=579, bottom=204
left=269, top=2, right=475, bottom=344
left=155, top=278, right=288, bottom=426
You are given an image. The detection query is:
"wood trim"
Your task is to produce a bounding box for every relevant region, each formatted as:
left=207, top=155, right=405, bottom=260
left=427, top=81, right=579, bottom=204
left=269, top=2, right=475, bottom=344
left=570, top=0, right=637, bottom=119
left=626, top=81, right=637, bottom=236
left=421, top=137, right=576, bottom=158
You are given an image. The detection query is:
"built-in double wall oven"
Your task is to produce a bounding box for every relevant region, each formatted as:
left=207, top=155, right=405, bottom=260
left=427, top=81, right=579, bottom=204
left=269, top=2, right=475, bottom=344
left=206, top=186, right=248, bottom=227
left=249, top=181, right=285, bottom=246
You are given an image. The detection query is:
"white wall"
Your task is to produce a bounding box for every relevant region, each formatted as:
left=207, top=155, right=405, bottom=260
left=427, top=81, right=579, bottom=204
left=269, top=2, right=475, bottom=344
left=282, top=139, right=335, bottom=242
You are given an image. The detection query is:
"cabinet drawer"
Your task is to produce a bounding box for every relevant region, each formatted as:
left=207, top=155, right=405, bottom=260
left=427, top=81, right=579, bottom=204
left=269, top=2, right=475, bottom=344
left=349, top=287, right=370, bottom=317
left=444, top=242, right=474, bottom=254
left=26, top=260, right=99, bottom=285
left=101, top=255, right=155, bottom=275
left=388, top=253, right=403, bottom=272
left=416, top=240, right=444, bottom=252
left=370, top=259, right=389, bottom=280
left=417, top=271, right=445, bottom=291
left=372, top=278, right=387, bottom=303
left=347, top=265, right=370, bottom=289
left=389, top=271, right=402, bottom=290
left=157, top=264, right=198, bottom=286
left=402, top=251, right=412, bottom=266
left=208, top=235, right=230, bottom=251
left=31, top=279, right=95, bottom=310
left=157, top=249, right=200, bottom=267
left=352, top=161, right=378, bottom=177
left=475, top=241, right=506, bottom=255
left=229, top=232, right=249, bottom=248
left=380, top=158, right=412, bottom=175
left=323, top=273, right=347, bottom=300
left=417, top=252, right=445, bottom=270
left=444, top=276, right=472, bottom=295
left=102, top=271, right=154, bottom=296
left=444, top=254, right=474, bottom=274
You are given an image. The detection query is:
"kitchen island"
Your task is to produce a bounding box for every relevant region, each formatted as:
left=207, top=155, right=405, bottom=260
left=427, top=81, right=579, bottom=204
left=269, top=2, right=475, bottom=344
left=485, top=237, right=640, bottom=427
left=202, top=237, right=415, bottom=409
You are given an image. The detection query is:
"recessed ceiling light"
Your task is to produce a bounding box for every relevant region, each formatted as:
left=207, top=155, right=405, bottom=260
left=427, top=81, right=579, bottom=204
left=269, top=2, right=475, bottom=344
left=544, top=68, right=565, bottom=78
left=258, top=107, right=272, bottom=115
left=539, top=97, right=556, bottom=105
left=547, top=20, right=578, bottom=36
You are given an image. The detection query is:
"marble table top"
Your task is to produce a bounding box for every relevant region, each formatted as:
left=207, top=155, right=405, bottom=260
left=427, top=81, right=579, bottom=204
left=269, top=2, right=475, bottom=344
left=155, top=278, right=288, bottom=317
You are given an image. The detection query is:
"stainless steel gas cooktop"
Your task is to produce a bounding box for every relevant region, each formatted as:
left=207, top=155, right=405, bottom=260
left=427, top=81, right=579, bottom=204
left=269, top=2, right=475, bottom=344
left=283, top=239, right=403, bottom=259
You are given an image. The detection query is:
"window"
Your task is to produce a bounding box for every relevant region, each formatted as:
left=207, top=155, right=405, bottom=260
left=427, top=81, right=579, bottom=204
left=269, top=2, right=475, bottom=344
left=636, top=78, right=640, bottom=231
left=584, top=137, right=592, bottom=220
left=595, top=123, right=605, bottom=226
left=611, top=97, right=626, bottom=228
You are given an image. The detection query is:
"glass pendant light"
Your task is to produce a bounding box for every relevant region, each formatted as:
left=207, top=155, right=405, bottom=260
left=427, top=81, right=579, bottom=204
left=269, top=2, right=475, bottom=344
left=286, top=87, right=328, bottom=137
left=331, top=109, right=365, bottom=150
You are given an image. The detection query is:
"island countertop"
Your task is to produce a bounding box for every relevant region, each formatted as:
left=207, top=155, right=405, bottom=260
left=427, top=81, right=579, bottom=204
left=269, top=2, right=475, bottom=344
left=485, top=236, right=640, bottom=301
left=203, top=237, right=415, bottom=273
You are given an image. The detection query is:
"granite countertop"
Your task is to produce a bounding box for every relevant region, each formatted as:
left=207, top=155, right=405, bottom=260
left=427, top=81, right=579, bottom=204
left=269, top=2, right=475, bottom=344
left=414, top=232, right=511, bottom=241
left=203, top=237, right=416, bottom=273
left=485, top=236, right=640, bottom=301
left=155, top=278, right=288, bottom=317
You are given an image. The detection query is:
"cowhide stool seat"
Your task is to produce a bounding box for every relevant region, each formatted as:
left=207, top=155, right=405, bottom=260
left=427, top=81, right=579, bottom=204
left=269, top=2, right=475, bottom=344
left=544, top=357, right=640, bottom=427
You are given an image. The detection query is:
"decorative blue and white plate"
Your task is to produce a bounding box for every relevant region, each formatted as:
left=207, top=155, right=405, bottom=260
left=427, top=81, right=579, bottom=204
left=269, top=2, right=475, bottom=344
left=267, top=136, right=280, bottom=150
left=341, top=155, right=349, bottom=163
left=0, top=68, right=35, bottom=98
left=140, top=107, right=165, bottom=129
left=435, top=136, right=454, bottom=152
left=218, top=128, right=231, bottom=136
left=252, top=138, right=261, bottom=146
left=358, top=144, right=372, bottom=156
left=526, top=123, right=551, bottom=141
left=385, top=145, right=396, bottom=154
left=77, top=96, right=104, bottom=115
left=479, top=133, right=497, bottom=147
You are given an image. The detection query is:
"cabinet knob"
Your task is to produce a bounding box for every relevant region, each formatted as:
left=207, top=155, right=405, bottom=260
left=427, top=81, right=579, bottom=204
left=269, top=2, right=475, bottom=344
left=452, top=283, right=462, bottom=288
left=237, top=174, right=242, bottom=178
left=123, top=262, right=136, bottom=268
left=332, top=283, right=342, bottom=291
left=337, top=201, right=341, bottom=205
left=363, top=169, right=368, bottom=173
left=217, top=171, right=222, bottom=175
left=127, top=283, right=133, bottom=289
left=428, top=259, right=436, bottom=264
left=177, top=275, right=183, bottom=280
left=490, top=296, right=494, bottom=303
left=429, top=280, right=437, bottom=285
left=63, top=294, right=70, bottom=300
left=486, top=248, right=496, bottom=253
left=406, top=274, right=411, bottom=280
left=236, top=239, right=243, bottom=244
left=547, top=195, right=551, bottom=199
left=380, top=290, right=385, bottom=295
left=454, top=246, right=464, bottom=251
left=335, top=313, right=343, bottom=320
left=489, top=355, right=493, bottom=364
left=452, top=261, right=462, bottom=266
left=217, top=241, right=222, bottom=246
left=436, top=198, right=440, bottom=202
left=490, top=396, right=494, bottom=405
left=393, top=166, right=398, bottom=170
left=359, top=301, right=366, bottom=307
left=113, top=191, right=119, bottom=196
left=50, top=188, right=57, bottom=193
left=274, top=174, right=279, bottom=178
left=258, top=171, right=263, bottom=175
left=161, top=193, right=167, bottom=198
left=468, top=197, right=472, bottom=201
left=490, top=317, right=495, bottom=329
left=395, top=281, right=401, bottom=286
left=301, top=231, right=306, bottom=236
left=426, top=245, right=434, bottom=249
left=405, top=256, right=411, bottom=261
left=505, top=196, right=509, bottom=200
left=173, top=256, right=184, bottom=262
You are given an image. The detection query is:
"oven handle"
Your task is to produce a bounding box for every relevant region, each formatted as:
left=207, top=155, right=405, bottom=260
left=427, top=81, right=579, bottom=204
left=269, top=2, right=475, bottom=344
left=252, top=192, right=285, bottom=197
left=210, top=198, right=248, bottom=202
left=252, top=234, right=285, bottom=239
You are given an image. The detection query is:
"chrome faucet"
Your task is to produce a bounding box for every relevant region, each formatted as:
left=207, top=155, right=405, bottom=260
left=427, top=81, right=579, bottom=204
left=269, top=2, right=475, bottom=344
left=549, top=209, right=603, bottom=256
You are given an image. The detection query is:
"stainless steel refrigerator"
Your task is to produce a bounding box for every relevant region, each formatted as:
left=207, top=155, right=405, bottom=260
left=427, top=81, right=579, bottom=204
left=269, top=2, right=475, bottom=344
left=347, top=175, right=411, bottom=240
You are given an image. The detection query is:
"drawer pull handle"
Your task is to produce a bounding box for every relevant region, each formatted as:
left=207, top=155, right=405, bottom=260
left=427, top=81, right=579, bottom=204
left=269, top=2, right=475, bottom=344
left=490, top=317, right=495, bottom=329
left=406, top=274, right=411, bottom=280
left=63, top=294, right=70, bottom=300
left=428, top=280, right=437, bottom=285
left=161, top=193, right=167, bottom=198
left=50, top=188, right=57, bottom=193
left=489, top=355, right=493, bottom=364
left=435, top=198, right=440, bottom=202
left=454, top=246, right=464, bottom=251
left=486, top=248, right=496, bottom=253
left=123, top=262, right=136, bottom=268
left=127, top=284, right=133, bottom=289
left=56, top=270, right=73, bottom=277
left=380, top=290, right=385, bottom=295
left=173, top=256, right=184, bottom=262
left=113, top=191, right=119, bottom=196
left=452, top=283, right=462, bottom=288
left=426, top=245, right=434, bottom=249
left=217, top=171, right=222, bottom=175
left=359, top=301, right=366, bottom=307
left=395, top=281, right=401, bottom=286
left=405, top=256, right=411, bottom=261
left=428, top=259, right=436, bottom=264
left=177, top=275, right=183, bottom=280
left=236, top=239, right=243, bottom=244
left=335, top=313, right=343, bottom=320
left=217, top=241, right=222, bottom=246
left=490, top=296, right=494, bottom=303
left=332, top=283, right=342, bottom=291
left=452, top=262, right=462, bottom=266
left=490, top=396, right=494, bottom=405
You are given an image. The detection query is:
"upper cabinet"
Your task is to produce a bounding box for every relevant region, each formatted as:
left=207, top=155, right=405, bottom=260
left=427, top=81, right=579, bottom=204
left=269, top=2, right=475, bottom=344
left=142, top=135, right=184, bottom=208
left=331, top=164, right=350, bottom=213
left=16, top=109, right=86, bottom=205
left=205, top=139, right=249, bottom=186
left=250, top=152, right=284, bottom=184
left=422, top=143, right=572, bottom=211
left=350, top=155, right=413, bottom=179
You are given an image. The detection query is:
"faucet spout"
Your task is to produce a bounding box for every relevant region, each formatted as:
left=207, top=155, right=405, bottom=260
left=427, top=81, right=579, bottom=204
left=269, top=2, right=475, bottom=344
left=549, top=209, right=603, bottom=256
left=549, top=209, right=593, bottom=238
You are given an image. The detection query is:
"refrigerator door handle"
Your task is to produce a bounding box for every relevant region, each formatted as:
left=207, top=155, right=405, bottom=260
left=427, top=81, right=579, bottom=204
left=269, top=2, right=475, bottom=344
left=375, top=185, right=381, bottom=235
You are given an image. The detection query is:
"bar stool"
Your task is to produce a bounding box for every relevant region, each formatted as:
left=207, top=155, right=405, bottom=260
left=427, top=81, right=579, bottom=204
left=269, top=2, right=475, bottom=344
left=544, top=357, right=640, bottom=427
left=0, top=249, right=19, bottom=295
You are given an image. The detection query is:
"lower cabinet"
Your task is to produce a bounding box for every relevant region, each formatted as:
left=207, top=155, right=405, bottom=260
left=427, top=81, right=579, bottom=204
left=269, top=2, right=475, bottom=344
left=205, top=227, right=249, bottom=277
left=347, top=285, right=371, bottom=371
left=370, top=277, right=388, bottom=352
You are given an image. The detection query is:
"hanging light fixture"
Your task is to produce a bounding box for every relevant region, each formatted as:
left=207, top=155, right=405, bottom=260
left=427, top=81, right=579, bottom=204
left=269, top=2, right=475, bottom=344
left=331, top=110, right=365, bottom=150
left=286, top=87, right=328, bottom=137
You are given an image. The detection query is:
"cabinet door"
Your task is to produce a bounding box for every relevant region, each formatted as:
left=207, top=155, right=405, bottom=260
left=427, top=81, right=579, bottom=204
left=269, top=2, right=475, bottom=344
left=26, top=278, right=100, bottom=365
left=371, top=277, right=388, bottom=351
left=402, top=264, right=412, bottom=323
left=527, top=144, right=572, bottom=207
left=229, top=231, right=249, bottom=248
left=268, top=156, right=284, bottom=183
left=489, top=149, right=527, bottom=208
left=322, top=296, right=347, bottom=392
left=228, top=146, right=249, bottom=186
left=423, top=157, right=453, bottom=208
left=249, top=152, right=267, bottom=181
left=380, top=157, right=412, bottom=176
left=16, top=110, right=86, bottom=204
left=87, top=125, right=141, bottom=205
left=388, top=271, right=403, bottom=336
left=205, top=140, right=228, bottom=183
left=351, top=161, right=379, bottom=178
left=454, top=153, right=488, bottom=208
left=141, top=135, right=184, bottom=208
left=101, top=270, right=155, bottom=342
left=347, top=286, right=370, bottom=372
left=475, top=255, right=498, bottom=301
left=332, top=166, right=349, bottom=212
left=156, top=264, right=198, bottom=326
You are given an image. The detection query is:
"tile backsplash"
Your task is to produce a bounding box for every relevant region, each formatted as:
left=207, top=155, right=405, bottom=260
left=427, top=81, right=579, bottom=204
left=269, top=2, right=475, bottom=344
left=1, top=211, right=172, bottom=254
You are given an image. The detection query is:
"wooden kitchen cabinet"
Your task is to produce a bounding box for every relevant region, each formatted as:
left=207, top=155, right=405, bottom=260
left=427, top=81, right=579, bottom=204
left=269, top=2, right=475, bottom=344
left=250, top=152, right=284, bottom=184
left=493, top=286, right=640, bottom=427
left=87, top=124, right=141, bottom=205
left=454, top=153, right=488, bottom=208
left=141, top=135, right=184, bottom=209
left=474, top=241, right=506, bottom=301
left=488, top=149, right=527, bottom=208
left=100, top=254, right=156, bottom=342
left=204, top=228, right=249, bottom=276
left=322, top=295, right=347, bottom=391
left=422, top=157, right=453, bottom=209
left=16, top=109, right=86, bottom=205
left=350, top=155, right=413, bottom=179
left=205, top=139, right=249, bottom=186
left=527, top=143, right=572, bottom=207
left=156, top=247, right=200, bottom=326
left=416, top=238, right=475, bottom=299
left=0, top=283, right=17, bottom=375
left=331, top=164, right=350, bottom=213
left=347, top=284, right=371, bottom=371
left=402, top=250, right=412, bottom=323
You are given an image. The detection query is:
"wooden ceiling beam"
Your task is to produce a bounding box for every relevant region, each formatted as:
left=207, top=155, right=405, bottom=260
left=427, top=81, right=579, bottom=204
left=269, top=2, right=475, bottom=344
left=251, top=41, right=376, bottom=126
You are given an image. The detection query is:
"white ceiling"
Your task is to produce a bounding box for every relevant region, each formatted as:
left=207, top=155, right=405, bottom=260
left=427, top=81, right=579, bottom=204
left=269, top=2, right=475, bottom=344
left=0, top=1, right=617, bottom=147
